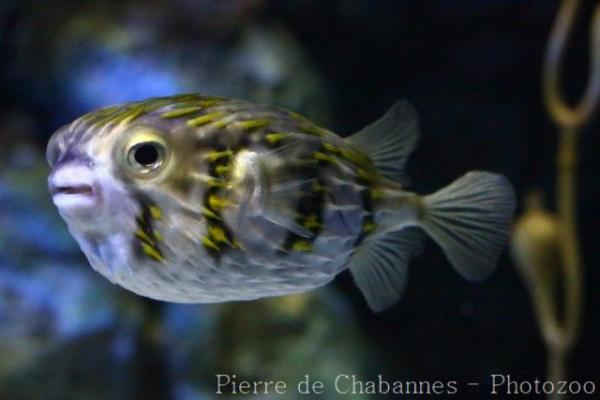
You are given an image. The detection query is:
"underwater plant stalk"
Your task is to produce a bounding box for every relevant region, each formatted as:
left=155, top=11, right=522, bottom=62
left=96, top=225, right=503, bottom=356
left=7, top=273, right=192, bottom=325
left=541, top=0, right=600, bottom=392
left=544, top=0, right=600, bottom=129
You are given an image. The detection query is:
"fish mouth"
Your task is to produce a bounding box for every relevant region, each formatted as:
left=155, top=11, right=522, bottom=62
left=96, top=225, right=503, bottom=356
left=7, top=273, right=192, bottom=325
left=50, top=183, right=98, bottom=213
left=50, top=184, right=94, bottom=196
left=48, top=164, right=100, bottom=214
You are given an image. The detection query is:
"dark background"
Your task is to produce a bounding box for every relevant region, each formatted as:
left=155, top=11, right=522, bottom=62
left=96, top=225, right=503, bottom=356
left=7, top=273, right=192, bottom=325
left=272, top=0, right=599, bottom=392
left=1, top=1, right=599, bottom=398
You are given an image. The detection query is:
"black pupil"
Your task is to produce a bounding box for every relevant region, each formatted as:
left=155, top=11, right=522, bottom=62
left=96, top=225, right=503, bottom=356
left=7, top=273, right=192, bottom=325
left=134, top=144, right=159, bottom=166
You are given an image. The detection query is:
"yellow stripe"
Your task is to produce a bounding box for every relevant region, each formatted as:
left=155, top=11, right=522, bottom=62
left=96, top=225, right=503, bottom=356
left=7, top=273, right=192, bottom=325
left=313, top=151, right=335, bottom=163
left=371, top=188, right=385, bottom=200
left=237, top=118, right=272, bottom=130
left=363, top=222, right=377, bottom=233
left=289, top=111, right=308, bottom=122
left=202, top=236, right=220, bottom=251
left=149, top=206, right=162, bottom=219
left=120, top=108, right=146, bottom=124
left=206, top=150, right=233, bottom=161
left=207, top=179, right=226, bottom=189
left=209, top=195, right=230, bottom=210
left=213, top=114, right=238, bottom=129
left=187, top=112, right=225, bottom=127
left=201, top=206, right=222, bottom=220
left=161, top=107, right=202, bottom=118
left=303, top=214, right=322, bottom=230
left=141, top=242, right=164, bottom=262
left=265, top=132, right=290, bottom=144
left=292, top=240, right=313, bottom=252
left=135, top=229, right=153, bottom=244
left=209, top=225, right=230, bottom=244
left=216, top=165, right=231, bottom=175
left=299, top=123, right=325, bottom=136
left=198, top=99, right=221, bottom=107
left=341, top=148, right=370, bottom=166
left=232, top=239, right=244, bottom=250
left=323, top=142, right=342, bottom=153
left=357, top=168, right=379, bottom=182
left=312, top=181, right=330, bottom=193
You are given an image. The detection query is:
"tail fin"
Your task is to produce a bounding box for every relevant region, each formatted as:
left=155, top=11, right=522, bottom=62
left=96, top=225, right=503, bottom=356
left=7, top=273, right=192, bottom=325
left=420, top=171, right=516, bottom=281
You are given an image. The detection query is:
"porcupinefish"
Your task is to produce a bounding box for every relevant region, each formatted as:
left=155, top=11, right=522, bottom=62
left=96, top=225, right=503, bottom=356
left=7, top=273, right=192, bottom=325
left=47, top=94, right=515, bottom=311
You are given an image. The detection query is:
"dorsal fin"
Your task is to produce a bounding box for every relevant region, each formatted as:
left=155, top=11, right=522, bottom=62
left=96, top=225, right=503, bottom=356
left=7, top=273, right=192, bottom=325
left=346, top=101, right=419, bottom=182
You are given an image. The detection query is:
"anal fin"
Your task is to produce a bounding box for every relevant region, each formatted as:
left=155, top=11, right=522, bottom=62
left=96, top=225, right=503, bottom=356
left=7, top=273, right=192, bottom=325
left=348, top=227, right=424, bottom=312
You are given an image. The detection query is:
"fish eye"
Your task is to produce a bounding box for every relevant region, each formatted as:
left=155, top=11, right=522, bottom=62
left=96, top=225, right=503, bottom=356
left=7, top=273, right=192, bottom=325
left=127, top=141, right=166, bottom=172
left=121, top=128, right=170, bottom=178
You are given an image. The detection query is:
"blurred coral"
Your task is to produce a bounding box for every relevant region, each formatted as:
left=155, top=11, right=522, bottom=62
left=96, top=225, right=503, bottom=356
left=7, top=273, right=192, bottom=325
left=512, top=0, right=600, bottom=393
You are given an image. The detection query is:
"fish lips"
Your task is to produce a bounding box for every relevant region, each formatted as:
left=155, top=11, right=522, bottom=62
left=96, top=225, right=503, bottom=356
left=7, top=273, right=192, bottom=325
left=48, top=164, right=101, bottom=217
